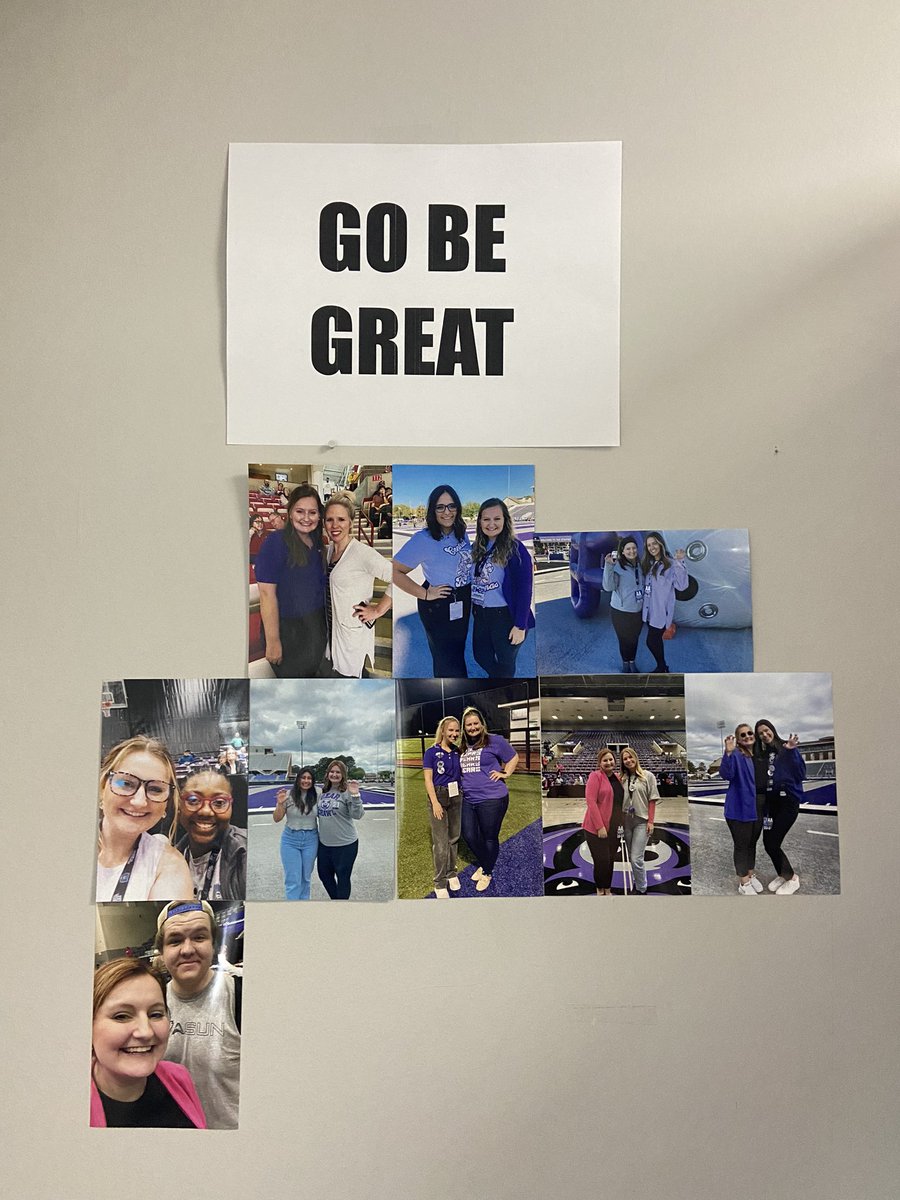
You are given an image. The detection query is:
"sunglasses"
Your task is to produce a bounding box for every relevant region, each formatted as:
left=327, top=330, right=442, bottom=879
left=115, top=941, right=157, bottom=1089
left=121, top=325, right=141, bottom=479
left=106, top=770, right=173, bottom=803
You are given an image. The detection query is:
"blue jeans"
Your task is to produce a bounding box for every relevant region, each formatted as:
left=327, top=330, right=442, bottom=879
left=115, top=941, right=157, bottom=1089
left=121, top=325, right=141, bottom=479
left=623, top=813, right=649, bottom=892
left=461, top=794, right=509, bottom=876
left=280, top=827, right=318, bottom=900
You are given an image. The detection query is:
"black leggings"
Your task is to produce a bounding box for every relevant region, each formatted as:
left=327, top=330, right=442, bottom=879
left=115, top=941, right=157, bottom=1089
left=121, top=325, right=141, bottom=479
left=726, top=796, right=765, bottom=876
left=316, top=840, right=359, bottom=900
left=762, top=794, right=799, bottom=878
left=417, top=585, right=471, bottom=677
left=584, top=806, right=623, bottom=889
left=610, top=608, right=642, bottom=663
left=645, top=624, right=668, bottom=672
left=272, top=609, right=327, bottom=678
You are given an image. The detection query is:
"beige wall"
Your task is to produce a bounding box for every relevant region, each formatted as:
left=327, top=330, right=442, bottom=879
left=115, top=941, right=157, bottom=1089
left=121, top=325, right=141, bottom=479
left=3, top=4, right=899, bottom=1197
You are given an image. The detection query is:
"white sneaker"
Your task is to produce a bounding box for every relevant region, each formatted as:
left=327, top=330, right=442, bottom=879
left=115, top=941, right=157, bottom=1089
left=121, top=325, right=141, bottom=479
left=434, top=887, right=450, bottom=898
left=748, top=875, right=764, bottom=893
left=767, top=876, right=786, bottom=893
left=738, top=880, right=757, bottom=895
left=475, top=873, right=492, bottom=892
left=776, top=875, right=800, bottom=895
left=447, top=876, right=461, bottom=892
left=471, top=867, right=484, bottom=882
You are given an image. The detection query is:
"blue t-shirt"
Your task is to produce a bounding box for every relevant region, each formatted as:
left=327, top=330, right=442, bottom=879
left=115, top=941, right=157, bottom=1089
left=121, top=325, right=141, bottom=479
left=394, top=528, right=472, bottom=588
left=459, top=734, right=516, bottom=803
left=472, top=542, right=507, bottom=608
left=423, top=744, right=462, bottom=787
left=255, top=532, right=326, bottom=619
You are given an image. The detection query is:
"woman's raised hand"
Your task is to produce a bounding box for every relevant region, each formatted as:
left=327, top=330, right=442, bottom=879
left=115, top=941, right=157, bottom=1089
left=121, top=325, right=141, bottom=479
left=675, top=548, right=686, bottom=561
left=348, top=779, right=361, bottom=795
left=276, top=788, right=289, bottom=804
left=724, top=735, right=736, bottom=753
left=604, top=552, right=615, bottom=564
left=786, top=733, right=800, bottom=749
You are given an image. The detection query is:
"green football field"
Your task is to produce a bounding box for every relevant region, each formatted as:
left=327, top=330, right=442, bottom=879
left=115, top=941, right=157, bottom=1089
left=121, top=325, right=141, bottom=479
left=396, top=763, right=541, bottom=899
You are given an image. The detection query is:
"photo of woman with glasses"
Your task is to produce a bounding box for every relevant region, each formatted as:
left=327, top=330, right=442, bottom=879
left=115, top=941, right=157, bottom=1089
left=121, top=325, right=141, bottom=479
left=392, top=484, right=472, bottom=677
left=641, top=531, right=688, bottom=673
left=754, top=720, right=805, bottom=894
left=470, top=498, right=534, bottom=678
left=174, top=770, right=247, bottom=900
left=254, top=483, right=328, bottom=677
left=273, top=767, right=319, bottom=900
left=96, top=736, right=193, bottom=902
left=719, top=723, right=765, bottom=894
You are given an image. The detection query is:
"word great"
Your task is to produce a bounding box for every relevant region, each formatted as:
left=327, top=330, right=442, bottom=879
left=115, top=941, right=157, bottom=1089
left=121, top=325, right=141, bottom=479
left=311, top=203, right=515, bottom=376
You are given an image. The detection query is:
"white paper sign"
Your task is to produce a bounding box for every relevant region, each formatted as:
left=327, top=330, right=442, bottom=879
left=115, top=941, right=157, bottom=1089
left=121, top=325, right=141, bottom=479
left=227, top=142, right=621, bottom=447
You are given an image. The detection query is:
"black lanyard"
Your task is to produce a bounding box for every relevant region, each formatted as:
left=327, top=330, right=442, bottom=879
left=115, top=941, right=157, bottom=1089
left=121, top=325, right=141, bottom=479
left=110, top=838, right=142, bottom=903
left=186, top=845, right=221, bottom=900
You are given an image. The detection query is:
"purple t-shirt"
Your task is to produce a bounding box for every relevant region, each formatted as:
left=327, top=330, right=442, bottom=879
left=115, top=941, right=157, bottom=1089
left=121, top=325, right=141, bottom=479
left=255, top=531, right=326, bottom=619
left=423, top=744, right=462, bottom=787
left=459, top=734, right=516, bottom=804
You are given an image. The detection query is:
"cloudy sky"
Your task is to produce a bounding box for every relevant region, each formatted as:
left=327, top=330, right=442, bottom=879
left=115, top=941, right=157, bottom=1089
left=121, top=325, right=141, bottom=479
left=685, top=673, right=833, bottom=763
left=250, top=679, right=395, bottom=771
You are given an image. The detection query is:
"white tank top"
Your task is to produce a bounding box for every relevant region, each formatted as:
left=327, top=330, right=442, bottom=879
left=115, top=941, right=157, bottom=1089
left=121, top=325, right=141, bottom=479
left=95, top=832, right=168, bottom=901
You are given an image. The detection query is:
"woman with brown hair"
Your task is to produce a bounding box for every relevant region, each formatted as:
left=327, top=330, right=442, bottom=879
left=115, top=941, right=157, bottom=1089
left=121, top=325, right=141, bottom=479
left=254, top=483, right=328, bottom=677
left=583, top=747, right=624, bottom=895
left=90, top=958, right=206, bottom=1127
left=315, top=760, right=364, bottom=900
left=95, top=736, right=193, bottom=902
left=458, top=707, right=518, bottom=893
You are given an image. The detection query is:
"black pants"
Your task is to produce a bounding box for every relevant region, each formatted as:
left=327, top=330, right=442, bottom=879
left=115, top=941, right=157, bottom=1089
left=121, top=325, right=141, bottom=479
left=584, top=806, right=623, bottom=889
left=762, top=793, right=799, bottom=878
left=417, top=584, right=471, bottom=677
left=726, top=795, right=765, bottom=876
left=472, top=604, right=522, bottom=677
left=460, top=794, right=509, bottom=876
left=645, top=623, right=668, bottom=672
left=272, top=609, right=327, bottom=678
left=316, top=840, right=359, bottom=900
left=610, top=607, right=643, bottom=663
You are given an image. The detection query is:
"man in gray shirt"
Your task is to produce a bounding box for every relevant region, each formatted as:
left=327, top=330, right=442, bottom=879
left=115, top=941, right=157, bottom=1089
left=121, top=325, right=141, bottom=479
left=155, top=901, right=241, bottom=1130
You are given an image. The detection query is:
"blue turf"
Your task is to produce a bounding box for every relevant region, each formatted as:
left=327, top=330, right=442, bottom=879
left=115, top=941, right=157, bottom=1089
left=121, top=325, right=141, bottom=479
left=393, top=613, right=538, bottom=680
left=426, top=819, right=543, bottom=898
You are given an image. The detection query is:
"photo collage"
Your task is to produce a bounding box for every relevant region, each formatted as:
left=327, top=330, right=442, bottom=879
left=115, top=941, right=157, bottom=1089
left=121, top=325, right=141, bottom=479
left=90, top=464, right=839, bottom=1128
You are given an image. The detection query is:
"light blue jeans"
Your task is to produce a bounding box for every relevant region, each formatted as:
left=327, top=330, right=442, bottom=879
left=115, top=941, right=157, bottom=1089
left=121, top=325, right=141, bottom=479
left=280, top=827, right=319, bottom=900
left=623, top=813, right=649, bottom=893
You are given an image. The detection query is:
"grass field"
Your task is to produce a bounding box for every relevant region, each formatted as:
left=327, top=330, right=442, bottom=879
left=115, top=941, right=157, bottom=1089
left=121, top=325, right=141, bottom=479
left=397, top=764, right=542, bottom=899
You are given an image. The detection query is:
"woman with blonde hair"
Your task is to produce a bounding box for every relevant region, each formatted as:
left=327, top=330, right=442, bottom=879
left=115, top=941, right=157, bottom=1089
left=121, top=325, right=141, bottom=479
left=96, top=736, right=193, bottom=902
left=323, top=491, right=392, bottom=678
left=423, top=716, right=463, bottom=898
left=619, top=745, right=660, bottom=895
left=583, top=747, right=624, bottom=895
left=90, top=957, right=206, bottom=1127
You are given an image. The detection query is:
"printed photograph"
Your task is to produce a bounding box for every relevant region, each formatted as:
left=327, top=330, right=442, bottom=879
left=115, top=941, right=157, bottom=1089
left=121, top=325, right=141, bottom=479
left=246, top=678, right=395, bottom=901
left=687, top=673, right=838, bottom=896
left=248, top=463, right=392, bottom=679
left=534, top=528, right=752, bottom=675
left=97, top=680, right=249, bottom=903
left=392, top=464, right=536, bottom=678
left=92, top=900, right=244, bottom=1129
left=396, top=678, right=543, bottom=898
left=541, top=676, right=691, bottom=896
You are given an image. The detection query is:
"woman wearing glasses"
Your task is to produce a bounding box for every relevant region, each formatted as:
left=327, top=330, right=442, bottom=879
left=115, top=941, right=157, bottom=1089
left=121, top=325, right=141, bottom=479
left=174, top=770, right=247, bottom=901
left=470, top=498, right=534, bottom=678
left=96, top=736, right=193, bottom=902
left=392, top=484, right=473, bottom=677
left=254, top=483, right=328, bottom=678
left=754, top=720, right=805, bottom=895
left=719, top=723, right=765, bottom=895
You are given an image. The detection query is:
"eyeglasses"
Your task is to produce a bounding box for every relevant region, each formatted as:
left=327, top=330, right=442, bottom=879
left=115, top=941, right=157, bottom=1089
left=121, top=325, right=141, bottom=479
left=434, top=503, right=458, bottom=513
left=106, top=771, right=173, bottom=803
left=181, top=793, right=232, bottom=813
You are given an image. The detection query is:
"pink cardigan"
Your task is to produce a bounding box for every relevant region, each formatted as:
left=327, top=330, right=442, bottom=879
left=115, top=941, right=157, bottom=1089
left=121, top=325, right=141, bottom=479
left=90, top=1060, right=207, bottom=1128
left=584, top=770, right=617, bottom=835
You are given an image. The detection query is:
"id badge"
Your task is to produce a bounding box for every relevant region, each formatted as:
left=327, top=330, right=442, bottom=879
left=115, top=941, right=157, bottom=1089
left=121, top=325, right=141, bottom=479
left=449, top=601, right=464, bottom=621
left=447, top=781, right=459, bottom=797
left=763, top=816, right=773, bottom=831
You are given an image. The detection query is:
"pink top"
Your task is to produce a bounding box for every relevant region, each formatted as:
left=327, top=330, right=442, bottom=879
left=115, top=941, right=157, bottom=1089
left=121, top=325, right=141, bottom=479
left=90, top=1060, right=207, bottom=1128
left=584, top=770, right=615, bottom=835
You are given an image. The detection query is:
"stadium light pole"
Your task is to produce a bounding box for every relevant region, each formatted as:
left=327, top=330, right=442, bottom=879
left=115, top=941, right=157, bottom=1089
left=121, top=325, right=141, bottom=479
left=296, top=720, right=307, bottom=767
left=716, top=720, right=725, bottom=754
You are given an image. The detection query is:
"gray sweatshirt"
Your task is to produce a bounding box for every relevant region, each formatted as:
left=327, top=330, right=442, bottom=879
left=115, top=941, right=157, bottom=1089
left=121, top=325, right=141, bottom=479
left=317, top=788, right=364, bottom=846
